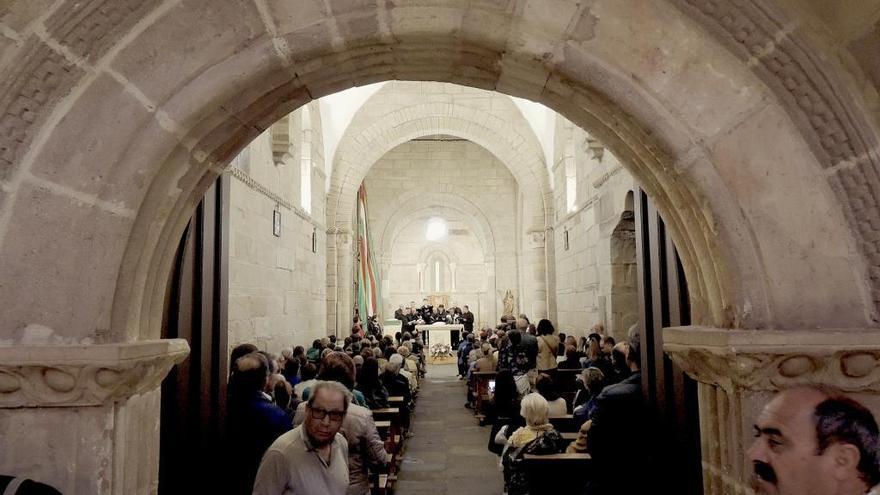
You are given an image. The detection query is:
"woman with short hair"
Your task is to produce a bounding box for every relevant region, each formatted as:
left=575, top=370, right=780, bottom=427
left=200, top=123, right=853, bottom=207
left=500, top=393, right=566, bottom=495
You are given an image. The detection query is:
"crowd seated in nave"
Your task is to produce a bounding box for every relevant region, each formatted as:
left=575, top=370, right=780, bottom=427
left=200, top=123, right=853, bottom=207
left=214, top=310, right=880, bottom=495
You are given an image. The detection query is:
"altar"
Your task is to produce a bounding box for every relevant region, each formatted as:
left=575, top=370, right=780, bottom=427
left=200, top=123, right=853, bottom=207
left=415, top=323, right=464, bottom=347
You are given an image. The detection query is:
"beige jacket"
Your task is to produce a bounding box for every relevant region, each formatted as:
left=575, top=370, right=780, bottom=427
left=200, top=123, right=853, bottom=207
left=294, top=401, right=390, bottom=495
left=537, top=335, right=560, bottom=371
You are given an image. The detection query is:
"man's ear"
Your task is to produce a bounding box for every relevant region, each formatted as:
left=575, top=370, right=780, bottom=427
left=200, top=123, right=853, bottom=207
left=826, top=442, right=862, bottom=482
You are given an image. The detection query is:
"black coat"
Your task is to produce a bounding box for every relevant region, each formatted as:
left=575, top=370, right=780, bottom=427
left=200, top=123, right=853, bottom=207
left=460, top=311, right=475, bottom=332
left=586, top=372, right=655, bottom=492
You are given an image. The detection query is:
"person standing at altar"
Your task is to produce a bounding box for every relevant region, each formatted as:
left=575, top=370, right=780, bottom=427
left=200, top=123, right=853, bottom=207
left=394, top=305, right=405, bottom=323
left=461, top=305, right=475, bottom=333
left=418, top=299, right=433, bottom=321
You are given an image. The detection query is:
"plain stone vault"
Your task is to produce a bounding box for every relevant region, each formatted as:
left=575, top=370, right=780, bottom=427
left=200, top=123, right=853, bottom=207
left=1, top=0, right=880, bottom=492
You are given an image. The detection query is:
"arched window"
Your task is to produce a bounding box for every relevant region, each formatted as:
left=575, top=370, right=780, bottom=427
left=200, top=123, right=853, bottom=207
left=300, top=105, right=312, bottom=213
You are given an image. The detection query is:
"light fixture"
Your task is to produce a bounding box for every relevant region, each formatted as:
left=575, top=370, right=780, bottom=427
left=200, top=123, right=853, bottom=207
left=425, top=217, right=448, bottom=241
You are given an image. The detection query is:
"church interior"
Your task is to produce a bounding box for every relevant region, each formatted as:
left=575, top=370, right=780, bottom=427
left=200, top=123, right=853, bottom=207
left=2, top=0, right=880, bottom=494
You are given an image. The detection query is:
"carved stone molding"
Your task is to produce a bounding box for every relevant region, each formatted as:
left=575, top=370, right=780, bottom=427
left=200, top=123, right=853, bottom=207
left=664, top=327, right=880, bottom=393
left=0, top=339, right=189, bottom=407
left=592, top=165, right=624, bottom=189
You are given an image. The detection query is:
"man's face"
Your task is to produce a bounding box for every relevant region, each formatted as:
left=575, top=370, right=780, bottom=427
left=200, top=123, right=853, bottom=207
left=602, top=341, right=613, bottom=355
left=747, top=389, right=837, bottom=495
left=305, top=388, right=347, bottom=446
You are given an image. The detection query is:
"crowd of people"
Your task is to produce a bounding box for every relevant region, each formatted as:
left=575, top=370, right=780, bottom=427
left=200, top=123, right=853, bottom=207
left=449, top=314, right=656, bottom=494
left=220, top=311, right=880, bottom=495
left=394, top=299, right=475, bottom=346
left=224, top=332, right=426, bottom=494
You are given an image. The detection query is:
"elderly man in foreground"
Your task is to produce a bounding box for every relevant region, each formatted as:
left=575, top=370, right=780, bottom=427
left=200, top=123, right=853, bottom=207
left=253, top=380, right=351, bottom=495
left=749, top=385, right=880, bottom=495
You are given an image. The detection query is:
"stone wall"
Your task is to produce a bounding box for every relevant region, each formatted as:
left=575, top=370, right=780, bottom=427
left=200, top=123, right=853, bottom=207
left=552, top=116, right=636, bottom=341
left=364, top=139, right=519, bottom=328
left=227, top=103, right=327, bottom=355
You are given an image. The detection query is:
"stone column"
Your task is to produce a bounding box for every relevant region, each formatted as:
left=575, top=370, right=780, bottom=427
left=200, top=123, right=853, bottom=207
left=486, top=259, right=497, bottom=325
left=336, top=230, right=354, bottom=336
left=544, top=226, right=558, bottom=325
left=450, top=262, right=457, bottom=293
left=0, top=340, right=189, bottom=494
left=417, top=263, right=426, bottom=293
left=524, top=228, right=548, bottom=319
left=664, top=327, right=880, bottom=495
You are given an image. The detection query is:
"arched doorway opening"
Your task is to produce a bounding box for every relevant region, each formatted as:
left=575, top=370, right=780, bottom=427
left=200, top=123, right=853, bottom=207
left=1, top=1, right=879, bottom=493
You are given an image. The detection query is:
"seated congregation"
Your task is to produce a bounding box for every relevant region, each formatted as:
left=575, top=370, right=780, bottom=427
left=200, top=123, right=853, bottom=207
left=221, top=313, right=646, bottom=495
left=224, top=331, right=424, bottom=495
left=461, top=316, right=650, bottom=495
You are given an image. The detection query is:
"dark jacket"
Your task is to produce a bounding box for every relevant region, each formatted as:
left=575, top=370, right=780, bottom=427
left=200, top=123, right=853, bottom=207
left=356, top=382, right=390, bottom=410
left=226, top=391, right=292, bottom=494
left=586, top=372, right=653, bottom=492
left=461, top=311, right=475, bottom=332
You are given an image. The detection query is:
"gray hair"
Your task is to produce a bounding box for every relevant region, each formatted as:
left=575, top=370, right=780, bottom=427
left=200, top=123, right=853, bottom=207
left=307, top=380, right=352, bottom=412
left=385, top=359, right=401, bottom=374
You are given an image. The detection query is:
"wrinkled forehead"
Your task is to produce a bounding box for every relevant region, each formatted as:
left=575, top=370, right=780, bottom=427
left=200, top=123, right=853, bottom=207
left=758, top=390, right=826, bottom=440
left=311, top=388, right=346, bottom=411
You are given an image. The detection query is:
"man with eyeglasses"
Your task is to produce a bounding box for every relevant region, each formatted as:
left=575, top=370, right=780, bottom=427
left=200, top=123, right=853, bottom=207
left=253, top=380, right=351, bottom=494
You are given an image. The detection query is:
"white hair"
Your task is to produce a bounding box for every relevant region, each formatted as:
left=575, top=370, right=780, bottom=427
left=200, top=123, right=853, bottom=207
left=520, top=392, right=550, bottom=427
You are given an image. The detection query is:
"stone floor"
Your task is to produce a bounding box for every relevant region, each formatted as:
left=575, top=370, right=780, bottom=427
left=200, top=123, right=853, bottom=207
left=395, top=364, right=505, bottom=495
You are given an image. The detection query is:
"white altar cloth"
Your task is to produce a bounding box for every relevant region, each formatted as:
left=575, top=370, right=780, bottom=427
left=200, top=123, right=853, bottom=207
left=415, top=323, right=464, bottom=347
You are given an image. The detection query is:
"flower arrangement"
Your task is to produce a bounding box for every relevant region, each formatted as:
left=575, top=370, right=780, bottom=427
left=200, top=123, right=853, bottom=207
left=430, top=342, right=453, bottom=357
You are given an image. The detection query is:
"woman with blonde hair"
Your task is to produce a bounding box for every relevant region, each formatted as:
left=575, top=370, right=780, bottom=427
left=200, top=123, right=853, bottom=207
left=500, top=393, right=566, bottom=495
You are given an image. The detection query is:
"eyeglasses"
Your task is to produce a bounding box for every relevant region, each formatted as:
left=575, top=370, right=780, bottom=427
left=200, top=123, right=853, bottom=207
left=309, top=406, right=345, bottom=422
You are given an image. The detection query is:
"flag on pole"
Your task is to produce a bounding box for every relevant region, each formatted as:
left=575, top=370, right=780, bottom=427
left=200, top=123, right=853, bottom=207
left=356, top=183, right=382, bottom=320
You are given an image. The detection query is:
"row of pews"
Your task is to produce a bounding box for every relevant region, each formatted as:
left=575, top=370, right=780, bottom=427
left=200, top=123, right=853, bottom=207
left=471, top=369, right=592, bottom=494
left=372, top=397, right=407, bottom=494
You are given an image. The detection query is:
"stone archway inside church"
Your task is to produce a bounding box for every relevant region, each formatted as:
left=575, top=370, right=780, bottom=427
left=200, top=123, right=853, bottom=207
left=2, top=1, right=880, bottom=492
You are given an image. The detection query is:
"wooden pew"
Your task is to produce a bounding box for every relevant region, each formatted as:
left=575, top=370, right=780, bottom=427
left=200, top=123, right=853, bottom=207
left=521, top=453, right=592, bottom=494
left=471, top=371, right=496, bottom=416
left=548, top=414, right=577, bottom=432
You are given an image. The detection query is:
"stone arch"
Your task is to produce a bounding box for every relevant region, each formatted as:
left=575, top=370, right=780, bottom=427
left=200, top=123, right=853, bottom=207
left=328, top=99, right=551, bottom=231
left=0, top=0, right=870, bottom=346
left=2, top=0, right=880, bottom=491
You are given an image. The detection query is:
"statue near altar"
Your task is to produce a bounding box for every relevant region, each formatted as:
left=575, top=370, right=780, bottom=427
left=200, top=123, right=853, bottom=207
left=502, top=289, right=516, bottom=318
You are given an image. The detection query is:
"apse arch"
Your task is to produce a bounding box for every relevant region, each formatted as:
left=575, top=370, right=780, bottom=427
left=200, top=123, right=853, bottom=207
left=328, top=99, right=551, bottom=231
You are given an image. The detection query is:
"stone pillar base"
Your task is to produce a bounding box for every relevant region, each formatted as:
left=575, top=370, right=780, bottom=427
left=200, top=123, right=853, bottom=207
left=0, top=339, right=188, bottom=494
left=664, top=327, right=880, bottom=494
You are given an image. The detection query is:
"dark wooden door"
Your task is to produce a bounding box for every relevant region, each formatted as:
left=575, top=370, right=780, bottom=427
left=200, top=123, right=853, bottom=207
left=159, top=176, right=230, bottom=494
left=633, top=186, right=703, bottom=494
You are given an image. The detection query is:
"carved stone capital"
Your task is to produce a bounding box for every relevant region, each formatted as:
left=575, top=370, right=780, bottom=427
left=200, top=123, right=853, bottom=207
left=0, top=339, right=189, bottom=407
left=526, top=229, right=545, bottom=248
left=664, top=327, right=880, bottom=393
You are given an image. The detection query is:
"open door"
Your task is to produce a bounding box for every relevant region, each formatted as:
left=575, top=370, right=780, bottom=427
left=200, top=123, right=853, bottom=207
left=159, top=176, right=230, bottom=494
left=634, top=186, right=703, bottom=494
